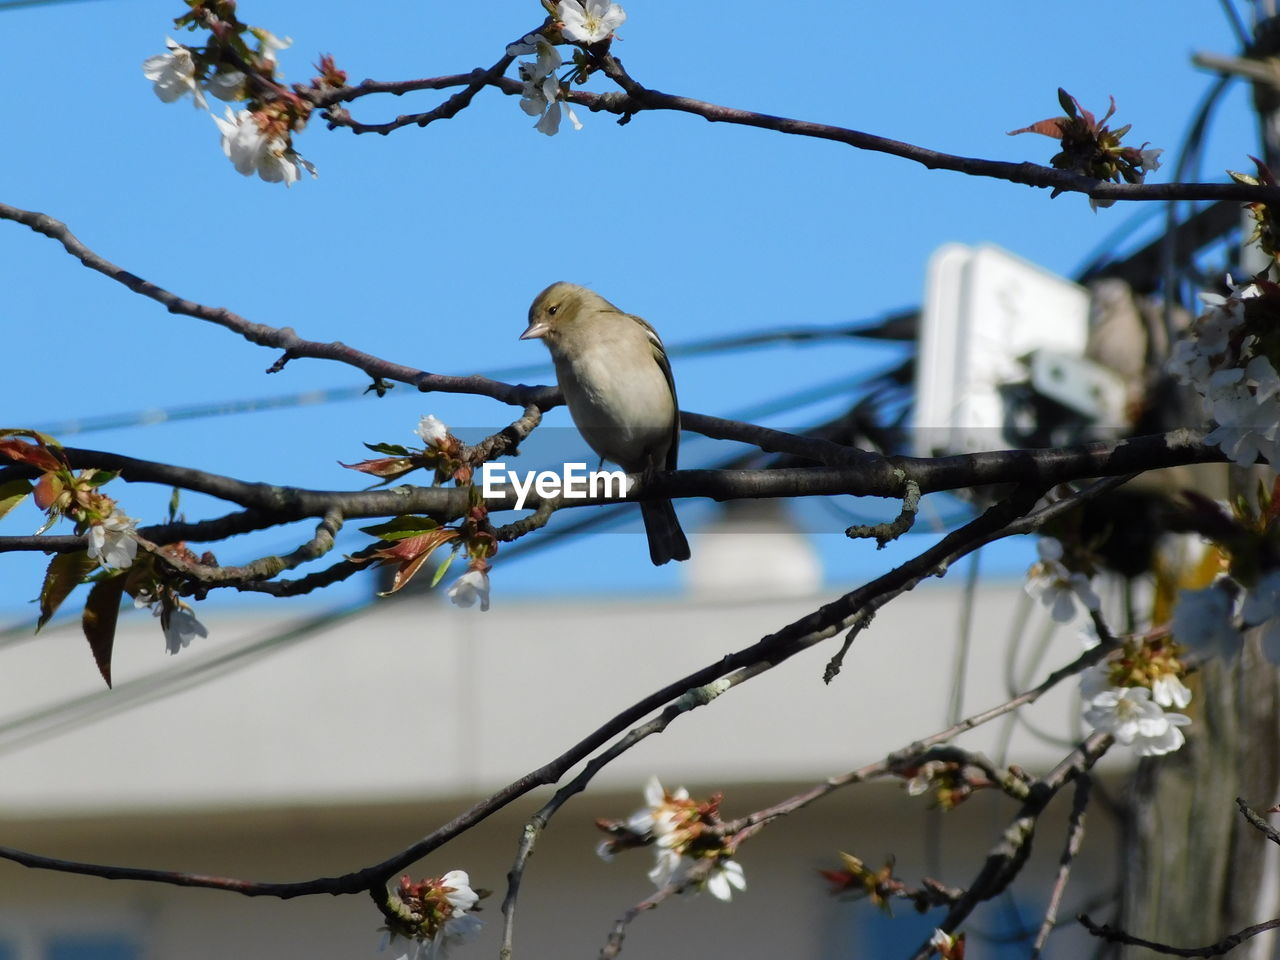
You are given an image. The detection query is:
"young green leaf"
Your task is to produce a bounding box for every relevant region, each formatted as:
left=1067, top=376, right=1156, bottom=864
left=359, top=515, right=441, bottom=540
left=0, top=478, right=32, bottom=522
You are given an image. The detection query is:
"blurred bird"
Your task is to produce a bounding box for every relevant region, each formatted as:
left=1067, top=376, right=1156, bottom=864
left=521, top=281, right=691, bottom=565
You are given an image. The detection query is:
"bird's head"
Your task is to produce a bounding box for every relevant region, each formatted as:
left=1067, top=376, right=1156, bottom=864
left=520, top=281, right=608, bottom=344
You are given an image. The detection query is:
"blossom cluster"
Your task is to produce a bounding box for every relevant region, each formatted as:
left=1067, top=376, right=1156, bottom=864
left=596, top=776, right=747, bottom=901
left=353, top=416, right=496, bottom=610
left=4, top=431, right=210, bottom=658
left=382, top=870, right=483, bottom=960
left=507, top=0, right=626, bottom=136
left=1024, top=535, right=1198, bottom=756
left=1168, top=277, right=1280, bottom=468
left=1009, top=88, right=1162, bottom=211
left=142, top=25, right=318, bottom=185
left=1079, top=633, right=1192, bottom=757
left=30, top=458, right=139, bottom=572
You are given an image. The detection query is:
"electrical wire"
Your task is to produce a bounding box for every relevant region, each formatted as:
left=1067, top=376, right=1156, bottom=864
left=28, top=317, right=900, bottom=438
left=0, top=0, right=103, bottom=8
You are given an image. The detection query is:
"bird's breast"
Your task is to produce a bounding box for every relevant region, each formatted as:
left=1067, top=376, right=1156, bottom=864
left=555, top=341, right=673, bottom=472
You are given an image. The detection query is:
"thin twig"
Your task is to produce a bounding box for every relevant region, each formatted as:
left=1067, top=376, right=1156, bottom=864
left=1032, top=775, right=1092, bottom=957
left=135, top=509, right=344, bottom=592
left=0, top=202, right=556, bottom=410
left=319, top=55, right=514, bottom=135
left=1236, top=796, right=1280, bottom=846
left=915, top=733, right=1113, bottom=960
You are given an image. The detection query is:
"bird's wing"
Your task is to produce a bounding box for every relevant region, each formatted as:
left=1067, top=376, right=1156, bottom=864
left=633, top=313, right=680, bottom=472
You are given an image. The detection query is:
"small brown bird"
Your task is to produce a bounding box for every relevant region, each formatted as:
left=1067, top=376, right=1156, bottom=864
left=521, top=281, right=690, bottom=565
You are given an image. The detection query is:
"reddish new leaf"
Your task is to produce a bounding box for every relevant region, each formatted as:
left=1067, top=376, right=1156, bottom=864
left=374, top=528, right=458, bottom=595
left=1007, top=118, right=1065, bottom=139
left=338, top=456, right=417, bottom=481
left=0, top=438, right=63, bottom=472
left=82, top=575, right=126, bottom=688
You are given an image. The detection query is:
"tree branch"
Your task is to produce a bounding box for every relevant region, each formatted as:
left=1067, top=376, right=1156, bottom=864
left=0, top=201, right=555, bottom=408
left=918, top=733, right=1112, bottom=960
left=1032, top=775, right=1091, bottom=958
left=1236, top=797, right=1280, bottom=846
left=311, top=61, right=1280, bottom=206
left=0, top=478, right=1050, bottom=901
left=1078, top=913, right=1280, bottom=958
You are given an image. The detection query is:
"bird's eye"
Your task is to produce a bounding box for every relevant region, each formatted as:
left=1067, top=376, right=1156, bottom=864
left=547, top=304, right=559, bottom=315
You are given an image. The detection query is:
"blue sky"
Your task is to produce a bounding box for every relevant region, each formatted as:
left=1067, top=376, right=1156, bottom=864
left=0, top=0, right=1260, bottom=621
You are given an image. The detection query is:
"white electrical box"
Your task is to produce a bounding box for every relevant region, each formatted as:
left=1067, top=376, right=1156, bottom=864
left=914, top=243, right=1108, bottom=457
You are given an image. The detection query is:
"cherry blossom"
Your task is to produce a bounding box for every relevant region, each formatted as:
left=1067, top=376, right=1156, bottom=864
left=1082, top=686, right=1191, bottom=756
left=1024, top=537, right=1099, bottom=623
left=557, top=0, right=626, bottom=44
left=86, top=508, right=138, bottom=569
left=447, top=568, right=491, bottom=611
left=416, top=415, right=449, bottom=447
left=142, top=37, right=207, bottom=109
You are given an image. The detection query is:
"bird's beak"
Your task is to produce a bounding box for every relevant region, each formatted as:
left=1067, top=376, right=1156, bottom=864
left=520, top=320, right=550, bottom=340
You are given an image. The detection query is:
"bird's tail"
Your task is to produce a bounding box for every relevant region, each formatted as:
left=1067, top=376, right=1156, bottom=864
left=641, top=498, right=690, bottom=566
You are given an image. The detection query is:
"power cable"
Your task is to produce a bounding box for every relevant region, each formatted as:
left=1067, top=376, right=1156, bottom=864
left=28, top=315, right=903, bottom=438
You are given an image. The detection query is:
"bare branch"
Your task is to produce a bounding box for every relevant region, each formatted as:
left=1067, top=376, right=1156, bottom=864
left=918, top=733, right=1112, bottom=960
left=1236, top=796, right=1280, bottom=846
left=463, top=404, right=543, bottom=466
left=0, top=509, right=295, bottom=552
left=228, top=547, right=381, bottom=597
left=136, top=509, right=344, bottom=591
left=0, top=434, right=1223, bottom=558
left=0, top=842, right=368, bottom=899
left=309, top=62, right=1278, bottom=206
left=318, top=55, right=514, bottom=135
left=0, top=201, right=555, bottom=408
left=1078, top=913, right=1280, bottom=958
left=588, top=50, right=1272, bottom=205
left=1032, top=775, right=1092, bottom=957
left=0, top=475, right=1049, bottom=900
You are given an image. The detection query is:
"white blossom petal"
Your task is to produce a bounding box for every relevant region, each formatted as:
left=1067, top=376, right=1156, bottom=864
left=704, top=859, right=746, bottom=901
left=1083, top=686, right=1190, bottom=756
left=558, top=0, right=627, bottom=44
left=1151, top=673, right=1192, bottom=710
left=416, top=415, right=448, bottom=446
left=447, top=569, right=491, bottom=611
left=86, top=509, right=138, bottom=569
left=142, top=37, right=207, bottom=108
left=439, top=870, right=479, bottom=915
